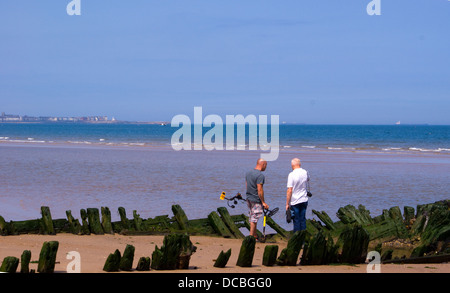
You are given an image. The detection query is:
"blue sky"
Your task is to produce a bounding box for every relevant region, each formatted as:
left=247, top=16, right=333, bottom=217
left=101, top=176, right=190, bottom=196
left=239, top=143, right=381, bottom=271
left=0, top=1, right=449, bottom=124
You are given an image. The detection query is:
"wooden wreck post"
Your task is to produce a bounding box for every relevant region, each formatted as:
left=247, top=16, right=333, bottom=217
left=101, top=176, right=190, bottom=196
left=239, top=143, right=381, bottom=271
left=403, top=206, right=415, bottom=225
left=119, top=244, right=135, bottom=271
left=103, top=249, right=121, bottom=272
left=312, top=209, right=336, bottom=231
left=208, top=211, right=234, bottom=238
left=177, top=233, right=197, bottom=269
left=136, top=257, right=151, bottom=271
left=0, top=215, right=8, bottom=235
left=37, top=241, right=59, bottom=273
left=172, top=204, right=190, bottom=231
left=40, top=206, right=55, bottom=235
left=338, top=225, right=370, bottom=264
left=262, top=245, right=279, bottom=266
left=300, top=230, right=338, bottom=265
left=236, top=236, right=256, bottom=267
left=118, top=207, right=129, bottom=230
left=213, top=249, right=232, bottom=268
left=66, top=210, right=81, bottom=234
left=101, top=207, right=114, bottom=234
left=266, top=217, right=289, bottom=239
left=87, top=208, right=104, bottom=235
left=277, top=230, right=308, bottom=266
left=20, top=250, right=32, bottom=273
left=80, top=209, right=90, bottom=235
left=217, top=207, right=245, bottom=239
left=0, top=256, right=19, bottom=273
left=151, top=233, right=196, bottom=270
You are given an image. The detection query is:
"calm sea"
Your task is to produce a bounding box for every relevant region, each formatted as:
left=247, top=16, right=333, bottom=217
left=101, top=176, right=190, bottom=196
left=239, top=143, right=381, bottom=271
left=1, top=123, right=449, bottom=153
left=0, top=123, right=449, bottom=231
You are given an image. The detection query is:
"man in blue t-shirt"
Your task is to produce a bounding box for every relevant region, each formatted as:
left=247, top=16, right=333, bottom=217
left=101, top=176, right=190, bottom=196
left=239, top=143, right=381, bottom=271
left=245, top=158, right=269, bottom=239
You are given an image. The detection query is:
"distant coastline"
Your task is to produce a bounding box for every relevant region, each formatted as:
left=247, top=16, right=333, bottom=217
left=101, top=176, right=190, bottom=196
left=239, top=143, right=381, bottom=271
left=0, top=120, right=170, bottom=125
left=0, top=111, right=169, bottom=125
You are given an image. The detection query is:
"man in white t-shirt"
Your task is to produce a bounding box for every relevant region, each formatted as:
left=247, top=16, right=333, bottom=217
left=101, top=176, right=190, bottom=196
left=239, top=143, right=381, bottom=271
left=286, top=158, right=310, bottom=232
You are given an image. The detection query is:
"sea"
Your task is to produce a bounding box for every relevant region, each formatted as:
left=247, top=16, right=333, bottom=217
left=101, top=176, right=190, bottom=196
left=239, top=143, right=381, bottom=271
left=0, top=123, right=449, bottom=231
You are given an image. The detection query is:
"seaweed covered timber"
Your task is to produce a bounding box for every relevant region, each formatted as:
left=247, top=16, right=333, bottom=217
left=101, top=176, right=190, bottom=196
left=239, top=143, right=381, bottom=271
left=1, top=200, right=449, bottom=267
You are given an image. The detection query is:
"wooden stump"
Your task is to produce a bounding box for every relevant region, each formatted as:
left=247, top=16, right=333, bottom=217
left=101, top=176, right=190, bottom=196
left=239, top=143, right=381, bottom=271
left=217, top=207, right=245, bottom=239
left=411, top=203, right=450, bottom=257
left=0, top=215, right=9, bottom=236
left=119, top=244, right=135, bottom=271
left=133, top=210, right=143, bottom=231
left=151, top=246, right=164, bottom=270
left=312, top=210, right=336, bottom=230
left=338, top=225, right=370, bottom=264
left=0, top=256, right=19, bottom=273
left=300, top=230, right=338, bottom=265
left=156, top=234, right=180, bottom=270
left=172, top=204, right=190, bottom=231
left=66, top=210, right=81, bottom=234
left=213, top=249, right=232, bottom=268
left=101, top=207, right=114, bottom=234
left=266, top=217, right=289, bottom=239
left=80, top=209, right=90, bottom=235
left=236, top=236, right=256, bottom=267
left=40, top=206, right=55, bottom=235
left=103, top=249, right=121, bottom=272
left=336, top=204, right=373, bottom=226
left=208, top=211, right=234, bottom=238
left=262, top=245, right=278, bottom=266
left=403, top=206, right=415, bottom=225
left=118, top=207, right=129, bottom=230
left=277, top=230, right=308, bottom=266
left=388, top=206, right=403, bottom=221
left=151, top=233, right=196, bottom=270
left=37, top=241, right=59, bottom=273
left=20, top=250, right=32, bottom=273
left=87, top=208, right=104, bottom=235
left=178, top=234, right=197, bottom=269
left=136, top=257, right=151, bottom=271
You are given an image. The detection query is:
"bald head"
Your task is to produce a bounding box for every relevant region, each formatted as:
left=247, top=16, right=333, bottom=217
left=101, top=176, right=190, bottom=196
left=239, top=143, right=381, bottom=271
left=256, top=158, right=267, bottom=171
left=291, top=158, right=301, bottom=170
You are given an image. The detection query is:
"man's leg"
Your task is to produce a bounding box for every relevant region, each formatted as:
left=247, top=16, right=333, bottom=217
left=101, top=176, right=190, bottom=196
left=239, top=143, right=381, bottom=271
left=249, top=222, right=258, bottom=238
left=298, top=201, right=308, bottom=231
left=247, top=200, right=260, bottom=238
left=292, top=204, right=301, bottom=232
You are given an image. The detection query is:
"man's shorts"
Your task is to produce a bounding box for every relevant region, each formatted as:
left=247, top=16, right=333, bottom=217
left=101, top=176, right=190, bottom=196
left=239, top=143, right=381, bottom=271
left=247, top=200, right=263, bottom=223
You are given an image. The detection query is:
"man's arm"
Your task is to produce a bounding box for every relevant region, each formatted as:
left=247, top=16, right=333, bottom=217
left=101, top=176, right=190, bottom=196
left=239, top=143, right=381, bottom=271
left=257, top=184, right=269, bottom=210
left=286, top=187, right=293, bottom=211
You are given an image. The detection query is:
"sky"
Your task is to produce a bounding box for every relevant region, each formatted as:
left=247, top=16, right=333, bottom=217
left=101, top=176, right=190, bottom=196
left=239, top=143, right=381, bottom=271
left=0, top=0, right=449, bottom=124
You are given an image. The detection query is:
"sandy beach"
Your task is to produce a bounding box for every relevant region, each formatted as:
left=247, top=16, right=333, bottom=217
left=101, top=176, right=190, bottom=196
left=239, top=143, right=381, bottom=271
left=1, top=234, right=448, bottom=273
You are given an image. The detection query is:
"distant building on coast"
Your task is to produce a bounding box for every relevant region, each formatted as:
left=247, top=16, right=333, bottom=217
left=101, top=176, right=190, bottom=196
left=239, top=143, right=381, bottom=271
left=0, top=111, right=109, bottom=123
left=0, top=112, right=21, bottom=122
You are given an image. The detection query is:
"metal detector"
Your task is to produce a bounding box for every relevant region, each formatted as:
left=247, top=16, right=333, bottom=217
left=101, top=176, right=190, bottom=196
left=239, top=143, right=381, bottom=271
left=219, top=191, right=245, bottom=208
left=260, top=207, right=279, bottom=243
